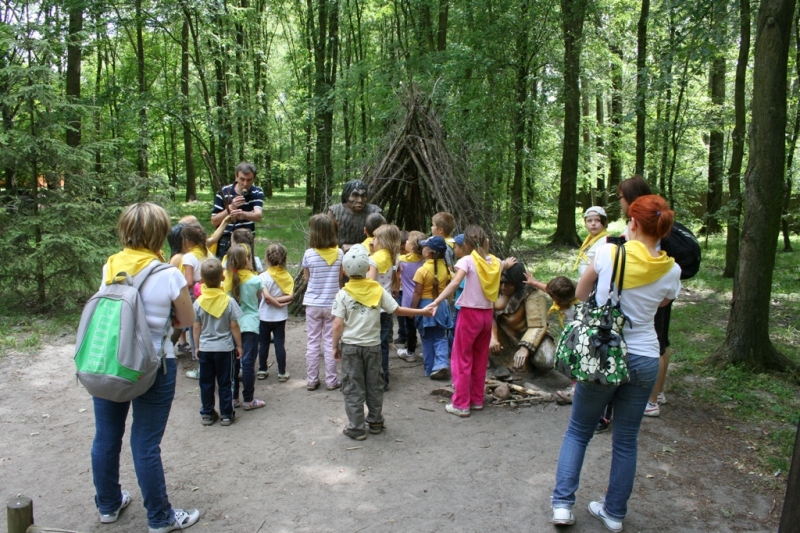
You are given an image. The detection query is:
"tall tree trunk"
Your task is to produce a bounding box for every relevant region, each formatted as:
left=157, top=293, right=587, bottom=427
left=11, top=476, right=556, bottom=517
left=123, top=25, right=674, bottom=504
left=595, top=93, right=605, bottom=205
left=437, top=0, right=448, bottom=52
left=659, top=9, right=676, bottom=194
left=506, top=0, right=529, bottom=246
left=705, top=0, right=727, bottom=234
left=552, top=0, right=586, bottom=246
left=712, top=0, right=796, bottom=372
left=607, top=45, right=624, bottom=220
left=66, top=6, right=82, bottom=151
left=181, top=19, right=197, bottom=201
left=782, top=12, right=800, bottom=252
left=635, top=0, right=649, bottom=175
left=135, top=0, right=149, bottom=184
left=723, top=0, right=750, bottom=277
left=580, top=76, right=591, bottom=210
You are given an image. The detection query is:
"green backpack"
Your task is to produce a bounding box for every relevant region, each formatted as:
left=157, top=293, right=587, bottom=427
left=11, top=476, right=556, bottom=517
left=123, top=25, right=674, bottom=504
left=74, top=262, right=173, bottom=402
left=555, top=244, right=630, bottom=386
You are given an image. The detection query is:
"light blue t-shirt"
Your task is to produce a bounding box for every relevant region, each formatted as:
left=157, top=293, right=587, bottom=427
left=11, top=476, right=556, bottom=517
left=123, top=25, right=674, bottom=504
left=233, top=276, right=264, bottom=334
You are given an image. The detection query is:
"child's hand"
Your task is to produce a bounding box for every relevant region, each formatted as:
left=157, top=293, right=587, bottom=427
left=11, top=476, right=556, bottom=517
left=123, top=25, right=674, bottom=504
left=489, top=338, right=502, bottom=354
left=524, top=272, right=538, bottom=286
left=333, top=347, right=342, bottom=361
left=235, top=346, right=243, bottom=359
left=502, top=257, right=518, bottom=270
left=279, top=301, right=291, bottom=308
left=422, top=304, right=437, bottom=317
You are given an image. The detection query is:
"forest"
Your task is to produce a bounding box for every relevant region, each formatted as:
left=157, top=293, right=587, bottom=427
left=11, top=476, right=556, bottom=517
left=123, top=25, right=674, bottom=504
left=0, top=0, right=799, bottom=367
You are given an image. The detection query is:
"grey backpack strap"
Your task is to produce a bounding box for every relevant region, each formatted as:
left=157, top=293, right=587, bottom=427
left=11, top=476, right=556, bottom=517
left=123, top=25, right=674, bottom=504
left=131, top=262, right=178, bottom=372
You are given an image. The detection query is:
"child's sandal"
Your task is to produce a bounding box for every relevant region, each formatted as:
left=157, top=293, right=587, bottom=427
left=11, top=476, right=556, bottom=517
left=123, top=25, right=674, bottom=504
left=243, top=399, right=266, bottom=410
left=257, top=370, right=268, bottom=380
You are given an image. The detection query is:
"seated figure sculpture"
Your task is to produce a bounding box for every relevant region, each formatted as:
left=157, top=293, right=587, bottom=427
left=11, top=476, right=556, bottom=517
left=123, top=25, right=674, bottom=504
left=489, top=264, right=555, bottom=373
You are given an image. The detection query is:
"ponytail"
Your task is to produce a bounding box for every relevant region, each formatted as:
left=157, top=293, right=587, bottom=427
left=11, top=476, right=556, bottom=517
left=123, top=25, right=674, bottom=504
left=226, top=244, right=248, bottom=303
left=627, top=195, right=674, bottom=240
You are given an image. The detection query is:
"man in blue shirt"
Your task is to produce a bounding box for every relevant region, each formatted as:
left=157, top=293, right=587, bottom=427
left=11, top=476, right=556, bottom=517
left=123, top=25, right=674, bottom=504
left=210, top=162, right=264, bottom=258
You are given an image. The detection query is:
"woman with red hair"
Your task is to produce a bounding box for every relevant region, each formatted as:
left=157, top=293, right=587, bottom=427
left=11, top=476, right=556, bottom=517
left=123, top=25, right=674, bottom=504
left=551, top=194, right=682, bottom=531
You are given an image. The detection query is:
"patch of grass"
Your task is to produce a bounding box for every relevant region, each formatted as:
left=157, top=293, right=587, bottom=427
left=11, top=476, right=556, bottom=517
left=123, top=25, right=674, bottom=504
left=0, top=309, right=81, bottom=357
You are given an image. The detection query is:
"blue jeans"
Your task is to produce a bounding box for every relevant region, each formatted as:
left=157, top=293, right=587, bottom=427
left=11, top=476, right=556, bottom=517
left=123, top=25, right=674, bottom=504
left=419, top=325, right=450, bottom=376
left=551, top=354, right=659, bottom=521
left=199, top=350, right=235, bottom=417
left=91, top=358, right=177, bottom=529
left=234, top=332, right=259, bottom=402
left=380, top=313, right=392, bottom=385
left=259, top=320, right=287, bottom=374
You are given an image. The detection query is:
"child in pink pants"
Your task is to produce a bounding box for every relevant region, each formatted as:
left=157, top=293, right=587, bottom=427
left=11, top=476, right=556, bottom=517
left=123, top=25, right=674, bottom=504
left=424, top=225, right=505, bottom=417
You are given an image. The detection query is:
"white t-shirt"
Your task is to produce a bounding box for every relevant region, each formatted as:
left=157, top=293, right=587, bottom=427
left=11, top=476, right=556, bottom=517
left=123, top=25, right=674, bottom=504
left=258, top=271, right=290, bottom=322
left=593, top=243, right=681, bottom=358
left=331, top=288, right=399, bottom=346
left=181, top=253, right=205, bottom=283
left=369, top=258, right=396, bottom=314
left=578, top=237, right=607, bottom=277
left=101, top=262, right=187, bottom=358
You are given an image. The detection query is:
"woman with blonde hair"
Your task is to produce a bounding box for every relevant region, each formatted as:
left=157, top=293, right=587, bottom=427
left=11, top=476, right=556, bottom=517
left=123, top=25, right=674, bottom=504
left=91, top=203, right=200, bottom=533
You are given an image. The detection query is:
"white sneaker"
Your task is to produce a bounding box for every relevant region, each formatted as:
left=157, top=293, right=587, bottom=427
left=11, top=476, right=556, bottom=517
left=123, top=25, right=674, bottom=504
left=644, top=402, right=660, bottom=417
left=657, top=392, right=667, bottom=405
left=185, top=369, right=199, bottom=379
left=552, top=507, right=575, bottom=526
left=148, top=508, right=200, bottom=533
left=397, top=348, right=416, bottom=362
left=588, top=501, right=622, bottom=532
left=99, top=489, right=131, bottom=523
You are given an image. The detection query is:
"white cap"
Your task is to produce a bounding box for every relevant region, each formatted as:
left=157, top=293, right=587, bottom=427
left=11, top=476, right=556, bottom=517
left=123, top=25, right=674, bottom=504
left=343, top=244, right=370, bottom=277
left=584, top=206, right=607, bottom=218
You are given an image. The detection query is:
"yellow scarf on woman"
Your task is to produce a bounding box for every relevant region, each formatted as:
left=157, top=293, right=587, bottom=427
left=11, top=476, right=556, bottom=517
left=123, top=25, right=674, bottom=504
left=104, top=248, right=162, bottom=284
left=398, top=252, right=422, bottom=263
left=344, top=278, right=384, bottom=307
left=197, top=286, right=230, bottom=318
left=548, top=299, right=580, bottom=327
left=362, top=236, right=373, bottom=249
left=314, top=247, right=339, bottom=266
left=371, top=249, right=394, bottom=274
left=573, top=230, right=608, bottom=271
left=267, top=266, right=294, bottom=295
left=221, top=269, right=256, bottom=294
left=470, top=250, right=501, bottom=302
left=611, top=241, right=675, bottom=289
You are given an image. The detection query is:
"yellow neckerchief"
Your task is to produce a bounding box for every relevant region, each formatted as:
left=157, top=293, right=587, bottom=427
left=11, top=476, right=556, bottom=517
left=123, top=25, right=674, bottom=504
left=222, top=268, right=256, bottom=294
left=421, top=258, right=451, bottom=287
left=470, top=250, right=501, bottom=302
left=445, top=237, right=455, bottom=249
left=344, top=277, right=384, bottom=307
left=362, top=236, right=373, bottom=249
left=371, top=248, right=394, bottom=274
left=548, top=299, right=580, bottom=327
left=573, top=229, right=609, bottom=271
left=197, top=286, right=230, bottom=318
left=398, top=252, right=422, bottom=263
left=208, top=242, right=218, bottom=257
left=189, top=245, right=208, bottom=261
left=314, top=247, right=339, bottom=266
left=611, top=240, right=675, bottom=289
left=104, top=248, right=163, bottom=284
left=267, top=266, right=294, bottom=295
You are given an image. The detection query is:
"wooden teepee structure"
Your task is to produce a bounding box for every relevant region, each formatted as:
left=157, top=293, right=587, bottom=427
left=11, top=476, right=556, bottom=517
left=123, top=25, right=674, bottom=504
left=361, top=84, right=503, bottom=252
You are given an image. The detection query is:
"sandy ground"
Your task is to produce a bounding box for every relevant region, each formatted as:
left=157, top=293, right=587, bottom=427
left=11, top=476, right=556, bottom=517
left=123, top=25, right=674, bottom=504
left=0, top=319, right=784, bottom=532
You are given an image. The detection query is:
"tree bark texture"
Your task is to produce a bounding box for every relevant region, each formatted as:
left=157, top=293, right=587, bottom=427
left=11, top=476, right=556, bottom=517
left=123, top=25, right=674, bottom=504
left=723, top=0, right=750, bottom=277
left=635, top=0, right=649, bottom=176
left=713, top=0, right=796, bottom=372
left=608, top=45, right=624, bottom=220
left=506, top=0, right=529, bottom=246
left=181, top=19, right=197, bottom=201
left=552, top=0, right=586, bottom=246
left=135, top=0, right=149, bottom=182
left=66, top=7, right=82, bottom=149
left=782, top=12, right=800, bottom=253
left=705, top=0, right=727, bottom=234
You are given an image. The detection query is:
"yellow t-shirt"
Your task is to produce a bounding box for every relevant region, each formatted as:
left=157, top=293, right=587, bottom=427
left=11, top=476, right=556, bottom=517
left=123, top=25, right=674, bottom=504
left=412, top=259, right=450, bottom=300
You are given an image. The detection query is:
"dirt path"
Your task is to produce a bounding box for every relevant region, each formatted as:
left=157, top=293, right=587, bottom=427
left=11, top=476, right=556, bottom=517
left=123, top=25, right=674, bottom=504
left=0, top=320, right=783, bottom=532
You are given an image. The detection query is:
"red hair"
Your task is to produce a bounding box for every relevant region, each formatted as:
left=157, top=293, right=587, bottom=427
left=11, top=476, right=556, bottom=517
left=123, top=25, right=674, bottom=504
left=628, top=195, right=674, bottom=240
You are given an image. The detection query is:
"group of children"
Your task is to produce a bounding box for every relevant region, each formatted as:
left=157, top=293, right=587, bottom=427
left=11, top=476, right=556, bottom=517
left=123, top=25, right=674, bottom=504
left=167, top=216, right=294, bottom=426
left=168, top=207, right=591, bottom=440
